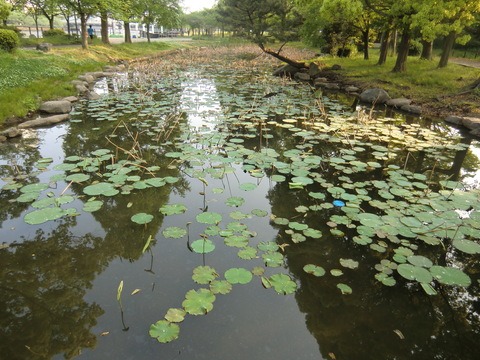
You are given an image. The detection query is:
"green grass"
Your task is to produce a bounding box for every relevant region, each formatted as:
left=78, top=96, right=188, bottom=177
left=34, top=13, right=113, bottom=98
left=0, top=40, right=193, bottom=126
left=315, top=49, right=480, bottom=101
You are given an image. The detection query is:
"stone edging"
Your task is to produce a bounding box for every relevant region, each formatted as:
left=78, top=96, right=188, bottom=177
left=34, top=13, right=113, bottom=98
left=0, top=64, right=127, bottom=143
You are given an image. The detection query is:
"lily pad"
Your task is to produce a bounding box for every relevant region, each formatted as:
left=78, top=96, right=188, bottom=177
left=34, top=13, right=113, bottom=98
left=24, top=207, right=66, bottom=225
left=196, top=212, right=222, bottom=224
left=192, top=266, right=218, bottom=284
left=182, top=288, right=216, bottom=315
left=149, top=320, right=180, bottom=343
left=162, top=226, right=187, bottom=239
left=269, top=274, right=297, bottom=294
left=209, top=280, right=233, bottom=295
left=164, top=308, right=186, bottom=323
left=224, top=268, right=253, bottom=284
left=191, top=239, right=216, bottom=254
left=337, top=283, right=352, bottom=295
left=131, top=213, right=154, bottom=225
left=397, top=263, right=433, bottom=283
left=303, top=264, right=326, bottom=277
left=429, top=265, right=471, bottom=287
left=159, top=203, right=188, bottom=216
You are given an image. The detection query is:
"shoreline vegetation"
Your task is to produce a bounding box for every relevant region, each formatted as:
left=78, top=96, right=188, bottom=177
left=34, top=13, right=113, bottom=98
left=0, top=38, right=479, bottom=130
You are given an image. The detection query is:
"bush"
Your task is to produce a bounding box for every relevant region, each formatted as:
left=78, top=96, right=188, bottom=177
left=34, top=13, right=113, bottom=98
left=0, top=29, right=19, bottom=52
left=43, top=28, right=66, bottom=37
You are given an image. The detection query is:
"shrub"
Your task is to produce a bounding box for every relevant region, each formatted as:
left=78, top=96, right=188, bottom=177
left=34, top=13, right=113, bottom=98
left=0, top=29, right=19, bottom=52
left=43, top=28, right=66, bottom=37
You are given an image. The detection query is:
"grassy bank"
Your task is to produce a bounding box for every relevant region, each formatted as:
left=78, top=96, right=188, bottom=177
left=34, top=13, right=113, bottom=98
left=0, top=41, right=190, bottom=127
left=313, top=49, right=480, bottom=117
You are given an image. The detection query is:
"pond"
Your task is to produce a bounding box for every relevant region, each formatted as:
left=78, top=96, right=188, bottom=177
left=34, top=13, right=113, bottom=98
left=1, top=45, right=480, bottom=360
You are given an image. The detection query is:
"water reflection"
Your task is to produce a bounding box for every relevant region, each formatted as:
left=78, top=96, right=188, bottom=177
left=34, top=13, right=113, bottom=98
left=1, top=52, right=480, bottom=360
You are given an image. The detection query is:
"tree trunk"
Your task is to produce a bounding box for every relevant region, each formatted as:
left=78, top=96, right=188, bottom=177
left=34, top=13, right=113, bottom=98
left=47, top=16, right=54, bottom=30
left=392, top=27, right=410, bottom=73
left=390, top=29, right=397, bottom=56
left=100, top=11, right=110, bottom=44
left=124, top=22, right=132, bottom=43
left=66, top=18, right=71, bottom=36
left=146, top=23, right=151, bottom=43
left=438, top=31, right=456, bottom=68
left=258, top=43, right=308, bottom=69
left=420, top=39, right=433, bottom=60
left=377, top=29, right=390, bottom=65
left=362, top=29, right=369, bottom=60
left=80, top=13, right=88, bottom=49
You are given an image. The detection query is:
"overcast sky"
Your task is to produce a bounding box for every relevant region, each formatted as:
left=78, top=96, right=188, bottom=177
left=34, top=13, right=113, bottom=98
left=182, top=0, right=217, bottom=13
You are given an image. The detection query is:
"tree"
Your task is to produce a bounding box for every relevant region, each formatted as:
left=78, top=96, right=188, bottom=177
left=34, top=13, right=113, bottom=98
left=63, top=0, right=99, bottom=49
left=0, top=0, right=12, bottom=25
left=28, top=0, right=60, bottom=29
left=138, top=0, right=180, bottom=42
left=218, top=0, right=306, bottom=68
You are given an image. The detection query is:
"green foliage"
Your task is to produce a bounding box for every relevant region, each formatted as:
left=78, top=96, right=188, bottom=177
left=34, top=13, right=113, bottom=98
left=0, top=29, right=19, bottom=52
left=43, top=28, right=66, bottom=37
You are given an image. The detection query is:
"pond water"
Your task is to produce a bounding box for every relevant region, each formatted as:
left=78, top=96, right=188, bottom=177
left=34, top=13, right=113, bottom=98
left=1, top=46, right=480, bottom=360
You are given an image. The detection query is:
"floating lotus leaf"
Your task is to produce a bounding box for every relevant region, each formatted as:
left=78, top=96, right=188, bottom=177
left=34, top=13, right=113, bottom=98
left=330, top=269, right=343, bottom=277
left=224, top=235, right=249, bottom=248
left=182, top=288, right=216, bottom=315
left=429, top=266, right=471, bottom=287
left=145, top=177, right=166, bottom=187
left=229, top=211, right=250, bottom=220
left=225, top=268, right=252, bottom=284
left=83, top=200, right=103, bottom=212
left=191, top=239, right=215, bottom=254
left=239, top=183, right=257, bottom=191
left=257, top=241, right=279, bottom=252
left=238, top=246, right=257, bottom=260
left=83, top=182, right=119, bottom=196
left=159, top=203, right=188, bottom=216
left=149, top=320, right=180, bottom=343
left=407, top=255, right=433, bottom=268
left=131, top=213, right=154, bottom=225
left=303, top=264, right=326, bottom=277
left=452, top=239, right=480, bottom=255
left=226, top=222, right=248, bottom=232
left=340, top=258, right=359, bottom=269
left=397, top=264, right=432, bottom=283
left=209, top=280, right=232, bottom=295
left=420, top=282, right=437, bottom=296
left=196, top=212, right=222, bottom=224
left=262, top=251, right=284, bottom=267
left=271, top=174, right=286, bottom=182
left=251, top=209, right=268, bottom=217
left=20, top=183, right=49, bottom=194
left=162, top=226, right=187, bottom=239
left=65, top=173, right=91, bottom=183
left=375, top=273, right=396, bottom=286
left=337, top=283, right=352, bottom=295
left=269, top=274, right=297, bottom=295
left=291, top=176, right=314, bottom=185
left=357, top=213, right=383, bottom=227
left=291, top=232, right=306, bottom=243
left=225, top=196, right=245, bottom=207
left=288, top=222, right=308, bottom=231
left=24, top=207, right=66, bottom=225
left=164, top=308, right=186, bottom=323
left=303, top=228, right=322, bottom=239
left=272, top=217, right=289, bottom=225
left=192, top=266, right=218, bottom=284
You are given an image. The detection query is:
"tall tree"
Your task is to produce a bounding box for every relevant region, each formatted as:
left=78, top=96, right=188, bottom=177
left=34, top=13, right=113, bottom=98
left=28, top=0, right=60, bottom=29
left=138, top=0, right=180, bottom=42
left=0, top=0, right=12, bottom=25
left=218, top=0, right=306, bottom=68
left=63, top=0, right=98, bottom=49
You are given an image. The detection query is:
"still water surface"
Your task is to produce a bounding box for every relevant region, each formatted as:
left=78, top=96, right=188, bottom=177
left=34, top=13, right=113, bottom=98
left=1, top=47, right=480, bottom=360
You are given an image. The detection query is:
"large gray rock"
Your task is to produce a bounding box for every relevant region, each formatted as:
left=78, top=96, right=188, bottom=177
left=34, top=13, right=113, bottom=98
left=62, top=96, right=78, bottom=103
left=36, top=43, right=52, bottom=52
left=462, top=117, right=480, bottom=130
left=78, top=74, right=95, bottom=84
left=445, top=115, right=463, bottom=125
left=75, top=84, right=89, bottom=94
left=0, top=127, right=22, bottom=138
left=309, top=62, right=321, bottom=77
left=344, top=85, right=360, bottom=93
left=18, top=114, right=70, bottom=129
left=324, top=83, right=341, bottom=90
left=386, top=98, right=412, bottom=108
left=400, top=104, right=422, bottom=115
left=359, top=88, right=391, bottom=104
left=39, top=100, right=72, bottom=114
left=294, top=72, right=311, bottom=81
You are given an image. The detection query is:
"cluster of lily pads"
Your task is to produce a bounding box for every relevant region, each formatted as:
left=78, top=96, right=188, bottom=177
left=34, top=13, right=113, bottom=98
left=2, top=50, right=479, bottom=344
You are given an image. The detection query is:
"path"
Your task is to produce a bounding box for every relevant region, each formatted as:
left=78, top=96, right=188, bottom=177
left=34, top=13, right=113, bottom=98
left=450, top=57, right=480, bottom=68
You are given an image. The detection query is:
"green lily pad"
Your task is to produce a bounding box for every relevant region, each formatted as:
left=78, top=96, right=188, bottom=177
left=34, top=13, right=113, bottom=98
left=209, top=280, right=233, bottom=295
left=238, top=246, right=257, bottom=260
left=303, top=264, right=326, bottom=277
left=164, top=308, right=186, bottom=323
left=131, top=213, right=154, bottom=225
left=182, top=288, right=216, bottom=315
left=83, top=182, right=119, bottom=196
left=337, top=283, right=352, bottom=295
left=225, top=196, right=245, bottom=207
left=397, top=263, right=433, bottom=283
left=20, top=183, right=48, bottom=193
left=24, top=207, right=66, bottom=225
left=406, top=255, right=433, bottom=268
left=224, top=235, right=249, bottom=248
left=339, top=258, right=359, bottom=269
left=191, top=239, right=216, bottom=254
left=192, top=266, right=218, bottom=284
left=262, top=251, right=284, bottom=267
left=162, top=226, right=187, bottom=239
left=239, top=183, right=257, bottom=191
left=65, top=173, right=90, bottom=183
left=159, top=203, right=188, bottom=216
left=452, top=239, right=480, bottom=255
left=269, top=274, right=297, bottom=294
left=83, top=200, right=103, bottom=212
left=149, top=320, right=180, bottom=343
left=257, top=241, right=279, bottom=252
left=429, top=265, right=471, bottom=287
left=224, top=268, right=252, bottom=284
left=196, top=212, right=222, bottom=224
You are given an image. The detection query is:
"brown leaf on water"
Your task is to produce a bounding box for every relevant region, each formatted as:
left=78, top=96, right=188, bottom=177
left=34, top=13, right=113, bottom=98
left=393, top=329, right=405, bottom=339
left=131, top=289, right=141, bottom=295
left=328, top=352, right=336, bottom=359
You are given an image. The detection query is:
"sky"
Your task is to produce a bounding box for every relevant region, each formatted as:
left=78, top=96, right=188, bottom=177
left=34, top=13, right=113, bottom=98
left=182, top=0, right=217, bottom=13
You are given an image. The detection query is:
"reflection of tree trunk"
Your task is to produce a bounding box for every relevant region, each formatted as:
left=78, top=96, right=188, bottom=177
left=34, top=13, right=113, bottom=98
left=377, top=29, right=390, bottom=65
left=438, top=31, right=456, bottom=68
left=420, top=39, right=433, bottom=60
left=124, top=22, right=132, bottom=43
left=392, top=27, right=410, bottom=73
left=100, top=11, right=110, bottom=45
left=446, top=137, right=471, bottom=181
